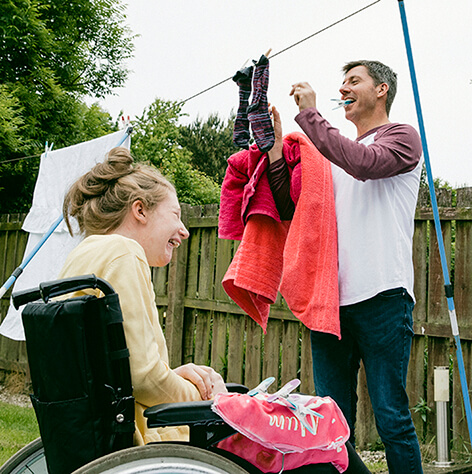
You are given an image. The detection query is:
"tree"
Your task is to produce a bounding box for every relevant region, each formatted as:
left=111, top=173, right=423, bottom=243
left=0, top=0, right=134, bottom=99
left=0, top=85, right=30, bottom=157
left=131, top=98, right=221, bottom=206
left=0, top=0, right=134, bottom=213
left=178, top=113, right=239, bottom=184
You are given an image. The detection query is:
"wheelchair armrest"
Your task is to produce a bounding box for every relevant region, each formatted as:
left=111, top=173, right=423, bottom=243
left=12, top=274, right=115, bottom=308
left=144, top=384, right=247, bottom=428
left=144, top=400, right=221, bottom=428
left=144, top=400, right=237, bottom=449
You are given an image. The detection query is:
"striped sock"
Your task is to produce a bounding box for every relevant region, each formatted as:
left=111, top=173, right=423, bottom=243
left=232, top=65, right=254, bottom=149
left=247, top=55, right=275, bottom=153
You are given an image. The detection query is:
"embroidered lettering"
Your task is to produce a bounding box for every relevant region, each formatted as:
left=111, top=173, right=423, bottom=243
left=269, top=415, right=307, bottom=437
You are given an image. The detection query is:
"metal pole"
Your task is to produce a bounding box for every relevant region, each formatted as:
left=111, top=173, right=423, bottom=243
left=397, top=0, right=472, bottom=444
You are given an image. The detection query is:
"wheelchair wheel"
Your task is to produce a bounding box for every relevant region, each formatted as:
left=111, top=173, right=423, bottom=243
left=0, top=438, right=47, bottom=474
left=72, top=444, right=248, bottom=473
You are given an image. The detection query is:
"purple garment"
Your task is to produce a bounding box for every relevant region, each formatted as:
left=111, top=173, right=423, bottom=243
left=295, top=108, right=422, bottom=181
left=267, top=158, right=295, bottom=220
left=268, top=108, right=422, bottom=219
left=232, top=65, right=254, bottom=149
left=247, top=55, right=275, bottom=153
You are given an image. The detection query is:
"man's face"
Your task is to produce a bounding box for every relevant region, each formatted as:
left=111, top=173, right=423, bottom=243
left=339, top=65, right=381, bottom=124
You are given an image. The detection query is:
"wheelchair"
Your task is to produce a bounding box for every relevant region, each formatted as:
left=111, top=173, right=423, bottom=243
left=1, top=275, right=369, bottom=474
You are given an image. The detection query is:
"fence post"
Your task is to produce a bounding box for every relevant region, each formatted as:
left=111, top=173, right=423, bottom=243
left=165, top=203, right=190, bottom=368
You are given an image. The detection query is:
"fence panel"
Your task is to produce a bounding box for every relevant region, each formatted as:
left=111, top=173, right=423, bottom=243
left=452, top=188, right=472, bottom=447
left=0, top=215, right=28, bottom=372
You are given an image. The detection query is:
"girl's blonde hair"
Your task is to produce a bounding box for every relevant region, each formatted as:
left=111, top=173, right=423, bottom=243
left=63, top=147, right=175, bottom=236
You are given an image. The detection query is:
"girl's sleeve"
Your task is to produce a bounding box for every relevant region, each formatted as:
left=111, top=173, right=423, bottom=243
left=103, top=254, right=202, bottom=407
left=267, top=158, right=295, bottom=220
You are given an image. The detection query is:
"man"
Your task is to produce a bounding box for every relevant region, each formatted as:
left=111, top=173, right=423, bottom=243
left=267, top=60, right=423, bottom=474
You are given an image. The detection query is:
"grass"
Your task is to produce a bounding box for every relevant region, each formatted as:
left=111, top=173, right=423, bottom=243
left=365, top=460, right=388, bottom=473
left=0, top=401, right=40, bottom=465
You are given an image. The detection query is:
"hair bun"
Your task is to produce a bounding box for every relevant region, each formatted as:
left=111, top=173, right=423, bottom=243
left=106, top=147, right=134, bottom=177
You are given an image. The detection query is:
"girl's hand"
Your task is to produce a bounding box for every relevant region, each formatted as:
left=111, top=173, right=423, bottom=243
left=174, top=363, right=227, bottom=400
left=268, top=105, right=283, bottom=163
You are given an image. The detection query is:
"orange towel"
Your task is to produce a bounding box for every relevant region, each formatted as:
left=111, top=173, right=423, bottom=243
left=222, top=132, right=340, bottom=337
left=281, top=133, right=339, bottom=337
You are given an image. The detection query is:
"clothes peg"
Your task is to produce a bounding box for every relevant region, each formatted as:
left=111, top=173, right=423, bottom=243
left=44, top=141, right=54, bottom=154
left=266, top=378, right=301, bottom=403
left=247, top=376, right=276, bottom=396
left=284, top=394, right=325, bottom=436
left=331, top=98, right=354, bottom=110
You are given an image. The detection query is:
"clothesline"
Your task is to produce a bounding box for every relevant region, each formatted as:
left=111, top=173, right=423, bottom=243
left=176, top=0, right=381, bottom=106
left=2, top=0, right=381, bottom=166
left=1, top=152, right=42, bottom=165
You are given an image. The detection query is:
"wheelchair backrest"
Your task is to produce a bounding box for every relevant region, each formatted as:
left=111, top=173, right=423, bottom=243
left=13, top=275, right=135, bottom=474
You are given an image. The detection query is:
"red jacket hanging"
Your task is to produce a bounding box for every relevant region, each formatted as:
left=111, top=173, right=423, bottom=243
left=219, top=132, right=340, bottom=338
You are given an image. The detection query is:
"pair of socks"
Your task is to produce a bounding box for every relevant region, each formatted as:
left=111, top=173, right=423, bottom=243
left=232, top=55, right=275, bottom=153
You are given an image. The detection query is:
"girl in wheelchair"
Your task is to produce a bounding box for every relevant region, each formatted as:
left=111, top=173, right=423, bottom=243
left=59, top=146, right=227, bottom=446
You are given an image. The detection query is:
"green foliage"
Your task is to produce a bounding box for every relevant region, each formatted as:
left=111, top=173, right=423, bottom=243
left=413, top=397, right=432, bottom=423
left=0, top=85, right=30, bottom=156
left=0, top=402, right=39, bottom=465
left=420, top=164, right=452, bottom=191
left=131, top=98, right=220, bottom=205
left=0, top=0, right=135, bottom=98
left=364, top=460, right=388, bottom=473
left=130, top=99, right=183, bottom=168
left=178, top=112, right=239, bottom=184
left=0, top=100, right=117, bottom=214
left=0, top=0, right=132, bottom=213
left=367, top=438, right=385, bottom=452
left=0, top=159, right=40, bottom=215
left=0, top=0, right=131, bottom=149
left=161, top=150, right=221, bottom=206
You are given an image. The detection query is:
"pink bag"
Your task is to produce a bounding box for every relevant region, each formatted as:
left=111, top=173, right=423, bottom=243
left=212, top=391, right=350, bottom=473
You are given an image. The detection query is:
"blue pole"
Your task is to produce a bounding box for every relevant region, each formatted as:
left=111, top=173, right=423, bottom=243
left=397, top=0, right=472, bottom=443
left=0, top=127, right=133, bottom=298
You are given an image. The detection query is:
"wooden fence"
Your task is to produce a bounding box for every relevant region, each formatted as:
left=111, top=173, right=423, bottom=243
left=1, top=187, right=472, bottom=453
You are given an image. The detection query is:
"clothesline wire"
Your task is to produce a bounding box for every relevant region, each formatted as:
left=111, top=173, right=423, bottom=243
left=176, top=0, right=382, bottom=106
left=1, top=152, right=43, bottom=165
left=2, top=0, right=381, bottom=166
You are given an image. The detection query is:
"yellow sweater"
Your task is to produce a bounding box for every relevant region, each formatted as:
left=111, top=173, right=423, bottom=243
left=58, top=234, right=202, bottom=445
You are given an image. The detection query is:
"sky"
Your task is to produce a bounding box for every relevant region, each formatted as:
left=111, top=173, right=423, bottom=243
left=95, top=0, right=472, bottom=188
